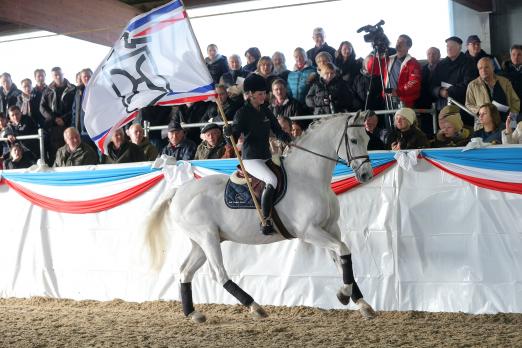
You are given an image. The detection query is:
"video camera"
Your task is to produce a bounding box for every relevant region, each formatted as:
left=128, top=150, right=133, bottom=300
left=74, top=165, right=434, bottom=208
left=357, top=20, right=390, bottom=54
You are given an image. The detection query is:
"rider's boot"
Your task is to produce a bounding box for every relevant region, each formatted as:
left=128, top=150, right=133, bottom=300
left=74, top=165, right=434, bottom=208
left=260, top=184, right=275, bottom=235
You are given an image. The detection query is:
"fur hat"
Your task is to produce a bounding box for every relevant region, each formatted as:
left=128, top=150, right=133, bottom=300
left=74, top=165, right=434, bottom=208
left=395, top=108, right=416, bottom=126
left=439, top=105, right=463, bottom=132
left=243, top=74, right=267, bottom=93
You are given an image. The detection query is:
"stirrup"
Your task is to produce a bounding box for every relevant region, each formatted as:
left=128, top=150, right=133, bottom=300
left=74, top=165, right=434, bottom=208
left=261, top=218, right=275, bottom=235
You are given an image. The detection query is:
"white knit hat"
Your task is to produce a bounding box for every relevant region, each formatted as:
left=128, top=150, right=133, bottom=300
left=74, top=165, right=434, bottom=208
left=395, top=108, right=416, bottom=126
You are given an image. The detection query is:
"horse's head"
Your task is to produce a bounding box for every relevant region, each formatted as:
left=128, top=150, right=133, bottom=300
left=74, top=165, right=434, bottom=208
left=338, top=111, right=373, bottom=183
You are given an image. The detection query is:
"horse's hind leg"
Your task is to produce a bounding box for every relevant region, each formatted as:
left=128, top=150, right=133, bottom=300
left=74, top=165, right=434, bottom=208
left=179, top=241, right=207, bottom=323
left=194, top=231, right=268, bottom=319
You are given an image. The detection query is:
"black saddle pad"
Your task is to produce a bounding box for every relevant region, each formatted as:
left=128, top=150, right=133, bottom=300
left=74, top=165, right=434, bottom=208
left=224, top=159, right=287, bottom=209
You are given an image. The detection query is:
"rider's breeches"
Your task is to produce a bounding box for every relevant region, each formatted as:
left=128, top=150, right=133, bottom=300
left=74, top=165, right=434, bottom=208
left=243, top=159, right=278, bottom=187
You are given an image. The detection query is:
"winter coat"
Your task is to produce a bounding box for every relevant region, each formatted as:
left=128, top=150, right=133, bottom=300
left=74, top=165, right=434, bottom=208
left=72, top=85, right=87, bottom=135
left=335, top=55, right=362, bottom=87
left=383, top=54, right=422, bottom=107
left=431, top=128, right=472, bottom=148
left=287, top=64, right=316, bottom=106
left=352, top=71, right=385, bottom=111
left=194, top=139, right=226, bottom=160
left=231, top=101, right=291, bottom=160
left=16, top=92, right=42, bottom=128
left=385, top=126, right=429, bottom=150
left=501, top=63, right=522, bottom=100
left=102, top=141, right=145, bottom=164
left=307, top=43, right=336, bottom=67
left=243, top=60, right=259, bottom=74
left=431, top=53, right=475, bottom=108
left=5, top=115, right=39, bottom=156
left=136, top=138, right=158, bottom=161
left=205, top=54, right=229, bottom=84
left=268, top=97, right=302, bottom=118
left=39, top=79, right=76, bottom=128
left=416, top=63, right=437, bottom=108
left=366, top=130, right=385, bottom=150
left=305, top=75, right=359, bottom=115
left=53, top=142, right=99, bottom=167
left=465, top=75, right=520, bottom=126
left=220, top=68, right=248, bottom=89
left=160, top=138, right=197, bottom=161
left=0, top=84, right=22, bottom=115
left=3, top=151, right=35, bottom=170
left=465, top=50, right=499, bottom=77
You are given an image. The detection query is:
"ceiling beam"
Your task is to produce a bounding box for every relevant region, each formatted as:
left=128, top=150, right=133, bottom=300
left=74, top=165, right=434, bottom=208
left=453, top=0, right=493, bottom=12
left=0, top=0, right=140, bottom=46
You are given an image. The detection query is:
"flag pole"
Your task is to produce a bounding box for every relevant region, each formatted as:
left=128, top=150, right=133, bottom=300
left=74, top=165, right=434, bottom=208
left=216, top=100, right=267, bottom=226
left=179, top=0, right=266, bottom=227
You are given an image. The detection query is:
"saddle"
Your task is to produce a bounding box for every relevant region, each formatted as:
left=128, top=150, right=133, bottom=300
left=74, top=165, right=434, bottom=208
left=224, top=157, right=287, bottom=210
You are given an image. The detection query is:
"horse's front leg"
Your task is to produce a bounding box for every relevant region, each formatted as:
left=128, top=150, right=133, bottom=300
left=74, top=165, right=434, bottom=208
left=304, top=224, right=376, bottom=319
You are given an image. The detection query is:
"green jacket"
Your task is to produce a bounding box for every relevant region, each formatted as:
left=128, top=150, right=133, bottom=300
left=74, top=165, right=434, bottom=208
left=53, top=142, right=98, bottom=167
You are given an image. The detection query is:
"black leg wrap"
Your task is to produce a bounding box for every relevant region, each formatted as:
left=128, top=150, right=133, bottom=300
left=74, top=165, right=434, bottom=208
left=180, top=282, right=195, bottom=316
left=223, top=280, right=254, bottom=306
left=340, top=254, right=355, bottom=284
left=351, top=281, right=364, bottom=302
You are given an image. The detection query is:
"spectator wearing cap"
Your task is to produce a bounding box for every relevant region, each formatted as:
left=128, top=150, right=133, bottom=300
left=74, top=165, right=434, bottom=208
left=385, top=107, right=429, bottom=150
left=102, top=128, right=145, bottom=164
left=431, top=36, right=475, bottom=124
left=54, top=127, right=98, bottom=167
left=431, top=105, right=472, bottom=148
left=465, top=57, right=520, bottom=129
left=3, top=143, right=35, bottom=170
left=465, top=35, right=501, bottom=75
left=363, top=110, right=385, bottom=150
left=472, top=103, right=503, bottom=144
left=161, top=121, right=197, bottom=160
left=501, top=44, right=522, bottom=101
left=225, top=73, right=292, bottom=235
left=269, top=79, right=302, bottom=118
left=244, top=47, right=261, bottom=73
left=307, top=27, right=336, bottom=67
left=127, top=123, right=158, bottom=161
left=195, top=121, right=226, bottom=160
left=205, top=44, right=229, bottom=85
left=287, top=47, right=315, bottom=109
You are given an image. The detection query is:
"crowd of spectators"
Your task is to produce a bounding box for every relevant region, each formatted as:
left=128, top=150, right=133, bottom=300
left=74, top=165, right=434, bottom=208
left=1, top=27, right=521, bottom=170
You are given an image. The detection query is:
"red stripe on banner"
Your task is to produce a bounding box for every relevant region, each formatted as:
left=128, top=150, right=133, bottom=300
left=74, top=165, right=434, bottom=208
left=3, top=174, right=164, bottom=214
left=425, top=158, right=522, bottom=194
left=331, top=161, right=396, bottom=195
left=134, top=12, right=187, bottom=37
left=157, top=93, right=217, bottom=106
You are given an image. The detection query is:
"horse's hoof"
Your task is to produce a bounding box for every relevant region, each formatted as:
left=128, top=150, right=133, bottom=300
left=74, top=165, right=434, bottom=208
left=336, top=290, right=350, bottom=305
left=188, top=310, right=206, bottom=323
left=249, top=302, right=268, bottom=319
left=356, top=299, right=376, bottom=320
left=336, top=284, right=352, bottom=305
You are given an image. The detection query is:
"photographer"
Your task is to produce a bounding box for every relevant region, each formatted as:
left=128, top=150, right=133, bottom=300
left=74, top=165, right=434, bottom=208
left=367, top=35, right=421, bottom=108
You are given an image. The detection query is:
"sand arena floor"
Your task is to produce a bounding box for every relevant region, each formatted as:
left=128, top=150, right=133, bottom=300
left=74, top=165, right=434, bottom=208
left=1, top=297, right=521, bottom=347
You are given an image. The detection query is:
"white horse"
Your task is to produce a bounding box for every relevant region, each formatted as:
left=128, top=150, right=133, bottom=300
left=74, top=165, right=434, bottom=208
left=144, top=112, right=376, bottom=323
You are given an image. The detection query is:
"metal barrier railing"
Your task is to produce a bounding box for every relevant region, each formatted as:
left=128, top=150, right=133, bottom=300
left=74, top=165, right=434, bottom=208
left=143, top=104, right=439, bottom=136
left=0, top=128, right=46, bottom=162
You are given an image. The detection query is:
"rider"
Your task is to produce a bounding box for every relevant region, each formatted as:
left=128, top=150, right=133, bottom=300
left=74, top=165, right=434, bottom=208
left=223, top=73, right=292, bottom=235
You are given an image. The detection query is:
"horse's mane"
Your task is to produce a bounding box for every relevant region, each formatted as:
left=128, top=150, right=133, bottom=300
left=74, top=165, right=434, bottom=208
left=287, top=113, right=349, bottom=155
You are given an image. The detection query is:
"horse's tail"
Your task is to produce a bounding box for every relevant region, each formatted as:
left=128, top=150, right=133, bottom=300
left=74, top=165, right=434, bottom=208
left=143, top=187, right=177, bottom=271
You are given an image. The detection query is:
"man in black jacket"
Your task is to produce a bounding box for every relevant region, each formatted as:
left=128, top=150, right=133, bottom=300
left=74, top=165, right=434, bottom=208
left=40, top=67, right=76, bottom=163
left=502, top=44, right=522, bottom=102
left=307, top=27, right=336, bottom=67
left=0, top=73, right=21, bottom=115
left=431, top=36, right=475, bottom=125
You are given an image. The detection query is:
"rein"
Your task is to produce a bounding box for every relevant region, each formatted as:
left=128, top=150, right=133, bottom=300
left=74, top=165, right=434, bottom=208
left=289, top=116, right=371, bottom=171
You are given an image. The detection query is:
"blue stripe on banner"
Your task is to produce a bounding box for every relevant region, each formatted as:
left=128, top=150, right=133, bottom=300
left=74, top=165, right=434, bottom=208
left=191, top=153, right=397, bottom=177
left=166, top=83, right=215, bottom=96
left=421, top=148, right=522, bottom=172
left=2, top=166, right=160, bottom=186
left=126, top=0, right=182, bottom=33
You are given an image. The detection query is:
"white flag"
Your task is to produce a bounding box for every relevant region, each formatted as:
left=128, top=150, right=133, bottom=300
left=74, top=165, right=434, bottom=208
left=83, top=0, right=215, bottom=153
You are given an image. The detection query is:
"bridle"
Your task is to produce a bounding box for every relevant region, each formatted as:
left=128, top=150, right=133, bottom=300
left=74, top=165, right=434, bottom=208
left=290, top=115, right=371, bottom=171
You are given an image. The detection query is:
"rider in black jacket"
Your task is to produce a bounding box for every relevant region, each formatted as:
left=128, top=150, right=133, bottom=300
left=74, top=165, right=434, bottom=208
left=224, top=74, right=292, bottom=235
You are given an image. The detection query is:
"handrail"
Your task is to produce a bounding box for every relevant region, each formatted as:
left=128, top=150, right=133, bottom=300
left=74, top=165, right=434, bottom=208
left=143, top=105, right=439, bottom=135
left=0, top=128, right=46, bottom=161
